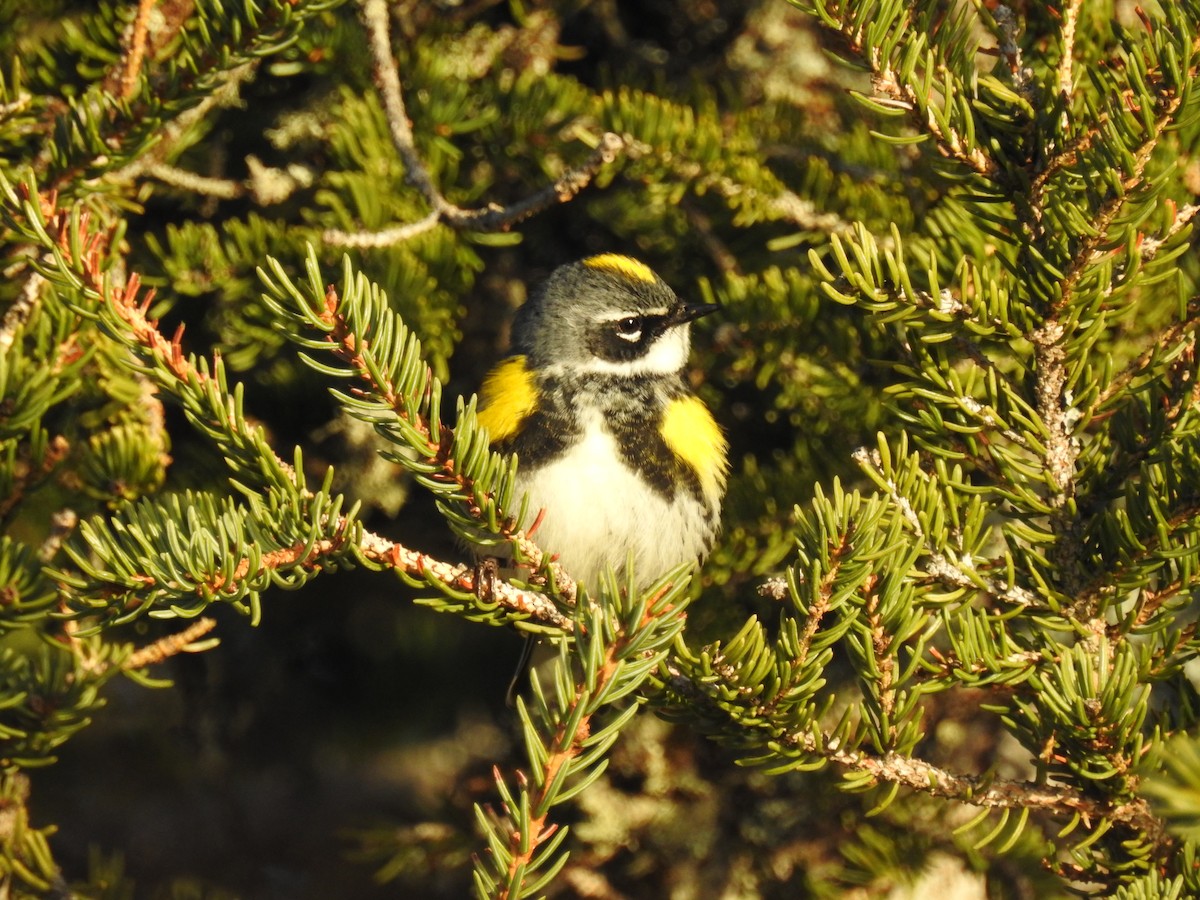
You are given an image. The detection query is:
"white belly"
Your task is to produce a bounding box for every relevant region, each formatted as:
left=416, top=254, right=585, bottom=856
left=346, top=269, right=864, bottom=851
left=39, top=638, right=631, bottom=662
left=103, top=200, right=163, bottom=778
left=515, top=418, right=713, bottom=590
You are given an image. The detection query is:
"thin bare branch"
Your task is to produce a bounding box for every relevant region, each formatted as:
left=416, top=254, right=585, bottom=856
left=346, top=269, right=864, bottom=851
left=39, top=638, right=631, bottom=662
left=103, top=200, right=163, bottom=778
left=124, top=617, right=218, bottom=669
left=783, top=728, right=1160, bottom=837
left=0, top=269, right=45, bottom=352
left=354, top=0, right=625, bottom=239
left=1056, top=0, right=1084, bottom=115
left=117, top=0, right=161, bottom=100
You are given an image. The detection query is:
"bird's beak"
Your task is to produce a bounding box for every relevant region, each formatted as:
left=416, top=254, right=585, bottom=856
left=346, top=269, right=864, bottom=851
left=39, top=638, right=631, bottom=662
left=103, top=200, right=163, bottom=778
left=670, top=302, right=720, bottom=325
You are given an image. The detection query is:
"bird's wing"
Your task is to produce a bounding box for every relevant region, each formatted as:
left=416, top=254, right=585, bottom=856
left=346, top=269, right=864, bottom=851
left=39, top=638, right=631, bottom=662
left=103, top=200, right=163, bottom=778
left=477, top=355, right=539, bottom=446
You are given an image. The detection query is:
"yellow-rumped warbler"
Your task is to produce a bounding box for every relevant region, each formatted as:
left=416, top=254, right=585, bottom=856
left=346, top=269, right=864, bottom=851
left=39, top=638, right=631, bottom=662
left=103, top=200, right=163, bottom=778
left=477, top=254, right=728, bottom=592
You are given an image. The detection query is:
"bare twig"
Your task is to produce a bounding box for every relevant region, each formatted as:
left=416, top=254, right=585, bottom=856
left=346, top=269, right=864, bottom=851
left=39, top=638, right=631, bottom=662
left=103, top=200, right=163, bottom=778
left=117, top=0, right=161, bottom=100
left=0, top=269, right=45, bottom=352
left=37, top=509, right=78, bottom=563
left=324, top=211, right=440, bottom=248
left=782, top=728, right=1160, bottom=837
left=124, top=617, right=218, bottom=669
left=1056, top=0, right=1084, bottom=117
left=354, top=0, right=625, bottom=240
left=108, top=61, right=257, bottom=185
left=146, top=163, right=244, bottom=199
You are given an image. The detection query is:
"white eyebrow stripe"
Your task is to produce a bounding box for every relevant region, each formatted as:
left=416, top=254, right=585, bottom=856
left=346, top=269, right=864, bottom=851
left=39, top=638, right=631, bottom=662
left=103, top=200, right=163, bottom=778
left=594, top=308, right=670, bottom=322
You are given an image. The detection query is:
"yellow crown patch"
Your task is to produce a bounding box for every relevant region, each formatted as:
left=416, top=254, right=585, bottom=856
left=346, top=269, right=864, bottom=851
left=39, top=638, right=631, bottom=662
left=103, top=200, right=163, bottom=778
left=582, top=254, right=658, bottom=284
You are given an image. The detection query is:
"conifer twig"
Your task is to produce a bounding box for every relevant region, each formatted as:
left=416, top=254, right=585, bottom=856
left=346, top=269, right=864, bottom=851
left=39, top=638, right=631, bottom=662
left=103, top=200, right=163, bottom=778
left=780, top=729, right=1161, bottom=837
left=123, top=617, right=218, bottom=669
left=354, top=0, right=625, bottom=239
left=0, top=269, right=45, bottom=352
left=814, top=8, right=996, bottom=176
left=489, top=582, right=682, bottom=897
left=27, top=195, right=574, bottom=632
left=117, top=0, right=162, bottom=100
left=664, top=664, right=1161, bottom=837
left=853, top=447, right=1038, bottom=606
left=1055, top=0, right=1083, bottom=115
left=37, top=509, right=77, bottom=563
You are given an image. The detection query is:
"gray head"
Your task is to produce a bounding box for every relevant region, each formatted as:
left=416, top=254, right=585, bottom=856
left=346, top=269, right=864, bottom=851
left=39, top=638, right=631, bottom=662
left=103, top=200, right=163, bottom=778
left=512, top=255, right=717, bottom=375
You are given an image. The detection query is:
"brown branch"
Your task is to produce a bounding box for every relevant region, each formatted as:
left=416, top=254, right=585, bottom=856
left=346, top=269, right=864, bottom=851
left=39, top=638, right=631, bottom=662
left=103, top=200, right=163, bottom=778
left=1091, top=298, right=1200, bottom=414
left=748, top=538, right=846, bottom=722
left=497, top=588, right=672, bottom=897
left=863, top=576, right=895, bottom=723
left=664, top=664, right=1161, bottom=840
left=117, top=0, right=161, bottom=100
left=28, top=189, right=574, bottom=632
left=1028, top=126, right=1102, bottom=227
left=316, top=282, right=578, bottom=605
left=781, top=728, right=1160, bottom=837
left=1056, top=0, right=1084, bottom=114
left=123, top=617, right=218, bottom=669
left=354, top=0, right=625, bottom=241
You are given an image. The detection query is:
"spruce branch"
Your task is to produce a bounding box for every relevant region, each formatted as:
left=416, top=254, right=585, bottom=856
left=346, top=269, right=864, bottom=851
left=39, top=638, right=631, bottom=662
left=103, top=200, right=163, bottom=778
left=1055, top=0, right=1084, bottom=117
left=475, top=574, right=692, bottom=899
left=665, top=663, right=1161, bottom=838
left=351, top=0, right=625, bottom=242
left=1, top=182, right=573, bottom=631
left=806, top=1, right=997, bottom=176
left=853, top=444, right=1037, bottom=607
left=259, top=250, right=579, bottom=607
left=115, top=0, right=163, bottom=101
left=779, top=728, right=1160, bottom=837
left=122, top=616, right=218, bottom=669
left=0, top=269, right=45, bottom=353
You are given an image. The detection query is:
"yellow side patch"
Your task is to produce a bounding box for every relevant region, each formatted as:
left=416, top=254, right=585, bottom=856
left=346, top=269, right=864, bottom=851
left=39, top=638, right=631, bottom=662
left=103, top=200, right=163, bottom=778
left=660, top=395, right=728, bottom=503
left=477, top=356, right=538, bottom=444
left=582, top=254, right=658, bottom=284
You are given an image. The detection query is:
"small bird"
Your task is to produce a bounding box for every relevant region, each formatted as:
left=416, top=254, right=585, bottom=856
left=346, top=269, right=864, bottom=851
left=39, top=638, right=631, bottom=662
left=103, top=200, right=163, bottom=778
left=476, top=254, right=728, bottom=594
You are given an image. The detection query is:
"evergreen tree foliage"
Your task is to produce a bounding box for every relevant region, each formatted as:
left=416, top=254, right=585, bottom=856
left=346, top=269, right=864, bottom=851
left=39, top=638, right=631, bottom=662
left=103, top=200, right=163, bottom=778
left=1, top=0, right=1200, bottom=896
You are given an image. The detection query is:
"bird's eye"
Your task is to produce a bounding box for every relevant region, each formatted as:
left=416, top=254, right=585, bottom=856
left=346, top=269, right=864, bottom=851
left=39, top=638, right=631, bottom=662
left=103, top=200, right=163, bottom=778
left=615, top=317, right=642, bottom=340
